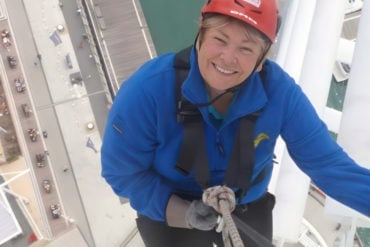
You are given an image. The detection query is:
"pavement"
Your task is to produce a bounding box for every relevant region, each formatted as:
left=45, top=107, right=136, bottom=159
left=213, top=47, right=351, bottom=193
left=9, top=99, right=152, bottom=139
left=0, top=0, right=139, bottom=246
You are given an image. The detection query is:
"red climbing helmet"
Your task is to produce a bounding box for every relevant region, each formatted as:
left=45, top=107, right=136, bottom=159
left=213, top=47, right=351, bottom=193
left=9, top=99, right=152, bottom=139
left=201, top=0, right=279, bottom=43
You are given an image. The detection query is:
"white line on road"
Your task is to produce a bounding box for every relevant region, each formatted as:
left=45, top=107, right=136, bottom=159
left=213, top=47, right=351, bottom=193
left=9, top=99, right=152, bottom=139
left=132, top=0, right=154, bottom=59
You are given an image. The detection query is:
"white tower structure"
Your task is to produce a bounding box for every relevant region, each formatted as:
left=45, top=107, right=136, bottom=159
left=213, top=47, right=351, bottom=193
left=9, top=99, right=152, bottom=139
left=272, top=0, right=348, bottom=243
left=325, top=0, right=370, bottom=245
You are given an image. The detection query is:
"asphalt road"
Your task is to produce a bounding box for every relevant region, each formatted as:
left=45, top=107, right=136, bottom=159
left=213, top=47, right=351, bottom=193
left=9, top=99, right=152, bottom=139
left=0, top=7, right=64, bottom=238
left=3, top=0, right=98, bottom=245
left=58, top=0, right=110, bottom=136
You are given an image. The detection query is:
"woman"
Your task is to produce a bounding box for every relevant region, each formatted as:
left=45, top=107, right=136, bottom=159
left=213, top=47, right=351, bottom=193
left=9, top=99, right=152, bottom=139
left=101, top=0, right=370, bottom=246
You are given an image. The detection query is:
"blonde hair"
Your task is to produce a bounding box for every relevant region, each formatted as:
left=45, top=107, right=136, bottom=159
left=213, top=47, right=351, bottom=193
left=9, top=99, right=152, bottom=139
left=197, top=13, right=269, bottom=51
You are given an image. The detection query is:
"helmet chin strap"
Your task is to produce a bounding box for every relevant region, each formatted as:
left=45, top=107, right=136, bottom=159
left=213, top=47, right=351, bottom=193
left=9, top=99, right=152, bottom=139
left=192, top=86, right=240, bottom=107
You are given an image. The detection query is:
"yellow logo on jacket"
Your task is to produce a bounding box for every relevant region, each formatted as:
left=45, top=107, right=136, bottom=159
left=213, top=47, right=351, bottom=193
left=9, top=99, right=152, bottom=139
left=254, top=133, right=269, bottom=148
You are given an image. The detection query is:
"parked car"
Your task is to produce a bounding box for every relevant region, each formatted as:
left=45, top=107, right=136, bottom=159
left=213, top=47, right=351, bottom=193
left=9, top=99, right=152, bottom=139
left=65, top=53, right=72, bottom=69
left=14, top=78, right=26, bottom=93
left=42, top=130, right=48, bottom=138
left=7, top=56, right=16, bottom=68
left=36, top=153, right=45, bottom=167
left=2, top=37, right=11, bottom=48
left=50, top=204, right=61, bottom=219
left=21, top=104, right=31, bottom=117
left=27, top=128, right=38, bottom=142
left=42, top=179, right=51, bottom=193
left=1, top=29, right=10, bottom=38
left=1, top=29, right=11, bottom=49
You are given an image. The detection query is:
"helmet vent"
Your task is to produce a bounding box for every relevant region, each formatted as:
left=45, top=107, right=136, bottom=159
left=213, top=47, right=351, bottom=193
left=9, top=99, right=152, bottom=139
left=234, top=0, right=262, bottom=13
left=241, top=0, right=261, bottom=8
left=251, top=9, right=262, bottom=14
left=234, top=0, right=244, bottom=7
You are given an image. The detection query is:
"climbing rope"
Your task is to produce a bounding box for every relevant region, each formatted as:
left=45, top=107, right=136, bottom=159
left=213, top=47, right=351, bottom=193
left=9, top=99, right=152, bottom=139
left=203, top=186, right=275, bottom=247
left=203, top=186, right=244, bottom=247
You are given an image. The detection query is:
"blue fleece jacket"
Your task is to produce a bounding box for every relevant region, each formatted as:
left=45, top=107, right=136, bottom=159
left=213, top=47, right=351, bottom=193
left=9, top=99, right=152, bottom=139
left=101, top=47, right=370, bottom=222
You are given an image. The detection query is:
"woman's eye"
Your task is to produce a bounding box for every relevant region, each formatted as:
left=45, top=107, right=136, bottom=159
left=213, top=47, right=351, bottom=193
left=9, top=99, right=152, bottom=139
left=214, top=37, right=226, bottom=44
left=241, top=47, right=253, bottom=53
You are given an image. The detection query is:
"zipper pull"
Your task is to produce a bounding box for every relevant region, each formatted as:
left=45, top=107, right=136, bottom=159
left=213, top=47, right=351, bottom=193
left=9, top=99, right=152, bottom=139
left=216, top=136, right=225, bottom=156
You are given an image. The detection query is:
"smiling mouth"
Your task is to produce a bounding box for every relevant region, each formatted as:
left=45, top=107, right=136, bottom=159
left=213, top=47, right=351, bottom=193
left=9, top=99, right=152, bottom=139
left=214, top=64, right=236, bottom=75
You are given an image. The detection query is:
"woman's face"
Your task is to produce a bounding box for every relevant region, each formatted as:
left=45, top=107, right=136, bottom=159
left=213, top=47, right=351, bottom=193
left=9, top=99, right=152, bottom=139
left=197, top=19, right=266, bottom=93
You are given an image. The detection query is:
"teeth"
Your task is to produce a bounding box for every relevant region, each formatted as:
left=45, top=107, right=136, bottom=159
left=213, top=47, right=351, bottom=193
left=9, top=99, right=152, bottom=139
left=215, top=64, right=234, bottom=74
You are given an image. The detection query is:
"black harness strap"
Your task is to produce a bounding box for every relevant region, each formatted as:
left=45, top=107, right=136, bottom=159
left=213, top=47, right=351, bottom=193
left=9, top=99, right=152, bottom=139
left=174, top=47, right=211, bottom=187
left=174, top=46, right=266, bottom=195
left=224, top=111, right=262, bottom=200
left=174, top=46, right=192, bottom=115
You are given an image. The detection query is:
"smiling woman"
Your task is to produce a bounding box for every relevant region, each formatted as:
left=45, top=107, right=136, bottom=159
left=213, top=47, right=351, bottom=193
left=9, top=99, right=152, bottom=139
left=195, top=15, right=269, bottom=115
left=102, top=0, right=370, bottom=246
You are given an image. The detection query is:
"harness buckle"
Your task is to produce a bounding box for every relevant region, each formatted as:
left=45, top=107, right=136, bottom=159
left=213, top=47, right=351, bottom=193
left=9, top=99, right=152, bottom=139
left=176, top=100, right=202, bottom=123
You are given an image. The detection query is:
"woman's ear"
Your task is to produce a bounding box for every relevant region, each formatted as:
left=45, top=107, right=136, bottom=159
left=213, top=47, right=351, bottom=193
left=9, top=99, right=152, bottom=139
left=256, top=42, right=272, bottom=72
left=255, top=58, right=265, bottom=72
left=195, top=33, right=202, bottom=51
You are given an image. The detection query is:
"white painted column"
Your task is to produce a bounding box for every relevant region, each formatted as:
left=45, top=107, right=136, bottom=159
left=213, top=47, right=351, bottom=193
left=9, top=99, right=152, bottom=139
left=268, top=0, right=302, bottom=194
left=269, top=0, right=317, bottom=194
left=276, top=0, right=316, bottom=79
left=273, top=0, right=346, bottom=242
left=325, top=0, right=370, bottom=227
left=270, top=0, right=317, bottom=241
left=274, top=0, right=300, bottom=66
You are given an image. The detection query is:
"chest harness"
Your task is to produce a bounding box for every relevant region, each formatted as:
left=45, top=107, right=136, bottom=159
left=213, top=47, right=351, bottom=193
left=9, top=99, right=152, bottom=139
left=174, top=47, right=268, bottom=202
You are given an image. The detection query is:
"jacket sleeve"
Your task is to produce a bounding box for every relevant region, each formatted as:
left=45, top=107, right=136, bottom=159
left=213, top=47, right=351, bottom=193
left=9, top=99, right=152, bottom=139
left=101, top=81, right=173, bottom=222
left=281, top=84, right=370, bottom=217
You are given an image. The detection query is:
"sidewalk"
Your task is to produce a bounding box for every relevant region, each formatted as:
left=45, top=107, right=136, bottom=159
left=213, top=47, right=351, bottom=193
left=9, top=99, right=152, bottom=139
left=20, top=0, right=138, bottom=246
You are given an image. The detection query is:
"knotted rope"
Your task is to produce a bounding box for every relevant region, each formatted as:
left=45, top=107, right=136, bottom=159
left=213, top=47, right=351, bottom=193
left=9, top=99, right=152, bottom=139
left=203, top=186, right=244, bottom=247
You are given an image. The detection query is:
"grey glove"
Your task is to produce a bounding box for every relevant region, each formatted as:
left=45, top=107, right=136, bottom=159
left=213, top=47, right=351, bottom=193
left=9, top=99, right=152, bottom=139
left=166, top=194, right=219, bottom=231
left=185, top=200, right=219, bottom=231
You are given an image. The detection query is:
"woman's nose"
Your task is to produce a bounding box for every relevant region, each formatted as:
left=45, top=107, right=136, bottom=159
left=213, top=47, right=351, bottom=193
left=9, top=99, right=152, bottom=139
left=220, top=48, right=237, bottom=65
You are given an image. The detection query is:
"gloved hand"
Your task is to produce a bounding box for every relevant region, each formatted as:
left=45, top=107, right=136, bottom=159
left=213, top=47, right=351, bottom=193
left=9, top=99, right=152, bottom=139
left=166, top=194, right=219, bottom=231
left=185, top=200, right=219, bottom=231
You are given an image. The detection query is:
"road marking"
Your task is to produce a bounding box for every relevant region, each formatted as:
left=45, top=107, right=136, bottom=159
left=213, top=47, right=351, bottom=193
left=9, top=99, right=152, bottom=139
left=132, top=0, right=153, bottom=59
left=36, top=89, right=107, bottom=111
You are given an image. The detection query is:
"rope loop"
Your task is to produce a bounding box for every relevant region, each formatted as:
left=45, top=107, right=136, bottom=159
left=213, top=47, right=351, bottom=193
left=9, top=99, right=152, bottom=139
left=203, top=186, right=244, bottom=247
left=202, top=185, right=236, bottom=213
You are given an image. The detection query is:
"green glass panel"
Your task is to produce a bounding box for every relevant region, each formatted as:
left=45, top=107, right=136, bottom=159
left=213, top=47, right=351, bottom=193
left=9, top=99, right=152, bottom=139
left=357, top=228, right=370, bottom=247
left=139, top=0, right=204, bottom=55
left=326, top=75, right=348, bottom=111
